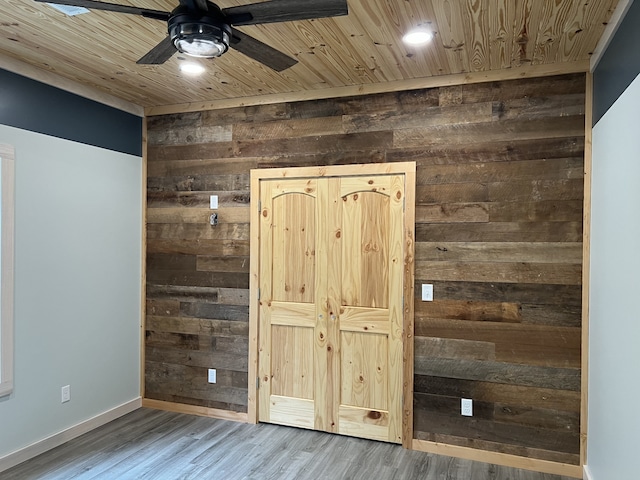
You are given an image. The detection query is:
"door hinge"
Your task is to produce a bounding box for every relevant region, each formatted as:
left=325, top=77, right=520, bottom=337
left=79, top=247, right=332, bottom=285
left=256, top=377, right=260, bottom=390
left=258, top=200, right=262, bottom=213
left=257, top=288, right=260, bottom=300
left=403, top=196, right=405, bottom=212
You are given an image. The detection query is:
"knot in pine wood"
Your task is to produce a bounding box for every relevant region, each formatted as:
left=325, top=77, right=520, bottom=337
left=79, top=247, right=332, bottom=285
left=367, top=411, right=382, bottom=420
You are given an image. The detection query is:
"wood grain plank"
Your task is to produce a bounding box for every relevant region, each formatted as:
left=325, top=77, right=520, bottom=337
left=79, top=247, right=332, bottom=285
left=344, top=102, right=493, bottom=134
left=415, top=157, right=584, bottom=185
left=412, top=436, right=580, bottom=472
left=147, top=270, right=249, bottom=289
left=415, top=299, right=521, bottom=323
left=416, top=281, right=581, bottom=306
left=413, top=410, right=579, bottom=455
left=147, top=239, right=250, bottom=256
left=388, top=136, right=584, bottom=165
left=416, top=222, right=582, bottom=242
left=148, top=143, right=235, bottom=162
left=236, top=131, right=394, bottom=157
left=146, top=299, right=180, bottom=317
left=146, top=223, right=249, bottom=241
left=147, top=207, right=250, bottom=225
left=147, top=158, right=259, bottom=178
left=416, top=183, right=489, bottom=203
left=413, top=357, right=580, bottom=391
left=416, top=242, right=582, bottom=263
left=415, top=261, right=581, bottom=285
left=233, top=115, right=345, bottom=141
left=414, top=337, right=496, bottom=361
left=146, top=316, right=249, bottom=337
left=488, top=200, right=583, bottom=222
left=414, top=375, right=580, bottom=412
left=180, top=303, right=249, bottom=322
left=196, top=256, right=250, bottom=273
left=147, top=191, right=250, bottom=209
left=393, top=116, right=585, bottom=148
left=416, top=203, right=490, bottom=223
left=147, top=174, right=249, bottom=193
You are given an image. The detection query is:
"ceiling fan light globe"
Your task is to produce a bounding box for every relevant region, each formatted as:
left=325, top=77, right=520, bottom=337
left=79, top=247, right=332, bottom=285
left=175, top=37, right=227, bottom=58
left=169, top=22, right=230, bottom=59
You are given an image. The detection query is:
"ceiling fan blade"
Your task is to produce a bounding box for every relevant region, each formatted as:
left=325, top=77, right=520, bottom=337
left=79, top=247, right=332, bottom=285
left=223, top=0, right=348, bottom=26
left=35, top=0, right=171, bottom=21
left=229, top=28, right=297, bottom=71
left=137, top=37, right=176, bottom=65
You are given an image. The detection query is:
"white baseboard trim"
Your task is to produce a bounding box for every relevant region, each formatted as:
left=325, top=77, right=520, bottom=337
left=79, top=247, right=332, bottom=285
left=0, top=397, right=142, bottom=473
left=584, top=465, right=594, bottom=480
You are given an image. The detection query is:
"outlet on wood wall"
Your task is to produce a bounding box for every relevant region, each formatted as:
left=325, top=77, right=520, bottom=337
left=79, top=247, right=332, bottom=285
left=145, top=73, right=585, bottom=465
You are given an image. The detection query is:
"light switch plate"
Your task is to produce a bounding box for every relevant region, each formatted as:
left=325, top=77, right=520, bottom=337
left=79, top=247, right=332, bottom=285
left=421, top=284, right=433, bottom=301
left=208, top=369, right=217, bottom=384
left=209, top=195, right=218, bottom=209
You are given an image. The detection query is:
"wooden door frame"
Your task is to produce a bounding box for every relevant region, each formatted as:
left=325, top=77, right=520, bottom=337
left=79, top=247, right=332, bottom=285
left=248, top=162, right=416, bottom=448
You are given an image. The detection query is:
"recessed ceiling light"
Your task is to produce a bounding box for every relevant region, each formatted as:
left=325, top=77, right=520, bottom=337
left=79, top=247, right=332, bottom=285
left=403, top=29, right=433, bottom=46
left=180, top=62, right=206, bottom=75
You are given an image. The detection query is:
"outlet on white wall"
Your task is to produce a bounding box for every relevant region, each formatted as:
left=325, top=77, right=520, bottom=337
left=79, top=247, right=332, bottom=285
left=61, top=385, right=71, bottom=403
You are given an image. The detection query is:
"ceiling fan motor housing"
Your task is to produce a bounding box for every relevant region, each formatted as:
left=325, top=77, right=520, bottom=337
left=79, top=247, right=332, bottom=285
left=168, top=4, right=232, bottom=58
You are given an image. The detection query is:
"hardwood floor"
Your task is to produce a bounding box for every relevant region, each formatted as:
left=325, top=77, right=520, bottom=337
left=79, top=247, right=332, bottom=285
left=2, top=408, right=576, bottom=479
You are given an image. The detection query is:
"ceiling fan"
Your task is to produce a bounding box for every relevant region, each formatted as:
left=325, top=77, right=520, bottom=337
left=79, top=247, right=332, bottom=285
left=35, top=0, right=349, bottom=71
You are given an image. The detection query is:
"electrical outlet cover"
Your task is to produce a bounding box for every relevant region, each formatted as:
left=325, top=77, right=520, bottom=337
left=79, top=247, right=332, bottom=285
left=421, top=284, right=433, bottom=301
left=61, top=385, right=71, bottom=403
left=208, top=369, right=217, bottom=383
left=461, top=398, right=473, bottom=416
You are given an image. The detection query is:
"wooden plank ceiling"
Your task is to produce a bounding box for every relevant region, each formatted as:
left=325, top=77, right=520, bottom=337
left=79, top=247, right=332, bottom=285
left=0, top=0, right=617, bottom=109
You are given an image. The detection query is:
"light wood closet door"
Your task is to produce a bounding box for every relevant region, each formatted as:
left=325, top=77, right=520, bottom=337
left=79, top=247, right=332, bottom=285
left=257, top=173, right=405, bottom=444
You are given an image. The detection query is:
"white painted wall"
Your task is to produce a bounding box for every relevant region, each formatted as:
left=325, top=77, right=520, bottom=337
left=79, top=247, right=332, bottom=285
left=0, top=124, right=142, bottom=459
left=588, top=72, right=640, bottom=479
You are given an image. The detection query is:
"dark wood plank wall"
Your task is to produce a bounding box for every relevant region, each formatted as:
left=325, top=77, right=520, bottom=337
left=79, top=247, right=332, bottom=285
left=145, top=73, right=585, bottom=464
